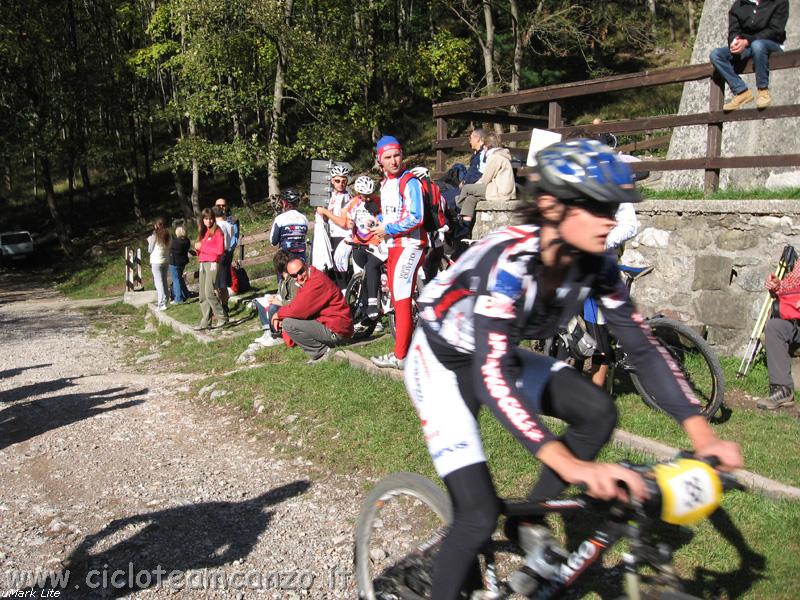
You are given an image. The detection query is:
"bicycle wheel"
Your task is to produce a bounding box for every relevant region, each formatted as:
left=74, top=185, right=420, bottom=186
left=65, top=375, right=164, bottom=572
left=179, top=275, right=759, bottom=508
left=346, top=272, right=377, bottom=340
left=629, top=318, right=724, bottom=419
left=355, top=472, right=453, bottom=600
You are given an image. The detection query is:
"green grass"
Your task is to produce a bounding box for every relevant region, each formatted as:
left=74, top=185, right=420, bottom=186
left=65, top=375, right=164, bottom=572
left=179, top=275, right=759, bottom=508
left=95, top=307, right=800, bottom=599
left=641, top=188, right=800, bottom=200
left=57, top=252, right=128, bottom=299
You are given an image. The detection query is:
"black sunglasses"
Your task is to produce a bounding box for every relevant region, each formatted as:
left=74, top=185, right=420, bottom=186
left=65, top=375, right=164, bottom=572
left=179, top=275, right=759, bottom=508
left=288, top=265, right=307, bottom=279
left=570, top=200, right=617, bottom=219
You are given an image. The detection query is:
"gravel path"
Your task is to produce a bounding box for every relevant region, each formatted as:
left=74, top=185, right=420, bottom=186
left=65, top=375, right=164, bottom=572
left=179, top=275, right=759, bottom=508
left=0, top=273, right=360, bottom=599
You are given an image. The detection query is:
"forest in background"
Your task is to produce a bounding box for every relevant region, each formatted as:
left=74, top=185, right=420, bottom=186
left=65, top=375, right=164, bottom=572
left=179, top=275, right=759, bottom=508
left=0, top=0, right=701, bottom=256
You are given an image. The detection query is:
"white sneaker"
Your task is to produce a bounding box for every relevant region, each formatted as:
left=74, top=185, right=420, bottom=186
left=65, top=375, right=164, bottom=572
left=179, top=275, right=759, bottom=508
left=158, top=305, right=168, bottom=311
left=374, top=322, right=385, bottom=334
left=370, top=352, right=404, bottom=369
left=256, top=333, right=284, bottom=347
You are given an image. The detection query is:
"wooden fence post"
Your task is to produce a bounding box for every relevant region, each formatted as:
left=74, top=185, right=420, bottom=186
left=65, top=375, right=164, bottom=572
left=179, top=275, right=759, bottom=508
left=705, top=73, right=725, bottom=195
left=548, top=101, right=563, bottom=129
left=124, top=246, right=132, bottom=291
left=436, top=118, right=447, bottom=173
left=136, top=248, right=142, bottom=289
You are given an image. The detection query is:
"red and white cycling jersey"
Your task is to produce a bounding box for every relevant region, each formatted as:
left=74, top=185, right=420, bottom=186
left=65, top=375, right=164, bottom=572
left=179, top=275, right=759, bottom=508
left=380, top=172, right=426, bottom=249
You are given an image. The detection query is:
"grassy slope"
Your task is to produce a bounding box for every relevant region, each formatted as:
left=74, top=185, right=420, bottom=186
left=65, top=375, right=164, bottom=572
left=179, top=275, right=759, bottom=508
left=102, top=304, right=800, bottom=600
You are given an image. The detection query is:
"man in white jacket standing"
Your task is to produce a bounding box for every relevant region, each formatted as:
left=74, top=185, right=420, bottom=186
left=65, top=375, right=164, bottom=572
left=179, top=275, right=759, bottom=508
left=455, top=131, right=516, bottom=239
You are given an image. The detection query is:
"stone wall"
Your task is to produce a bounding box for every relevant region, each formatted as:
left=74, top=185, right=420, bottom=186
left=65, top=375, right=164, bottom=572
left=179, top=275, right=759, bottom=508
left=474, top=199, right=800, bottom=355
left=663, top=0, right=800, bottom=190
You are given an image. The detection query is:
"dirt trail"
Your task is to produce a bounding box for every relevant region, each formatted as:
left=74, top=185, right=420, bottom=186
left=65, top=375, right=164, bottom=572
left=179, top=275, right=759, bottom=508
left=0, top=270, right=359, bottom=599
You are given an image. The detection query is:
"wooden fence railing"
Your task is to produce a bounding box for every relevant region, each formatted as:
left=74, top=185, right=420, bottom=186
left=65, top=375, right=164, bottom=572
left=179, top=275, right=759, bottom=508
left=237, top=232, right=272, bottom=267
left=433, top=49, right=800, bottom=194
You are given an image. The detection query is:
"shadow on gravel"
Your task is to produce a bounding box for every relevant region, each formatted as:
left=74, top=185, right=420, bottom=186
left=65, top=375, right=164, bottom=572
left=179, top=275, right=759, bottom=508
left=0, top=386, right=146, bottom=450
left=0, top=362, right=52, bottom=380
left=60, top=480, right=311, bottom=598
left=0, top=376, right=79, bottom=404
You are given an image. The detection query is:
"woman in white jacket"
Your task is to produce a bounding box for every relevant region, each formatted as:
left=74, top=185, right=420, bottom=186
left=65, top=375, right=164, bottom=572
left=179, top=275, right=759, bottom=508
left=147, top=217, right=171, bottom=310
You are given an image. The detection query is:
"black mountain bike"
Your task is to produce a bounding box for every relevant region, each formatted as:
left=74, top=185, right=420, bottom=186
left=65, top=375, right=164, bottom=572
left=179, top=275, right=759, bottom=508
left=543, top=265, right=725, bottom=420
left=345, top=264, right=423, bottom=342
left=355, top=454, right=744, bottom=600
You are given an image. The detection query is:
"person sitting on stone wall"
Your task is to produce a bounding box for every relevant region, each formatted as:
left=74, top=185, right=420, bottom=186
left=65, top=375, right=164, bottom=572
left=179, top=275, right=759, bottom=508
left=454, top=131, right=516, bottom=240
left=709, top=0, right=788, bottom=111
left=756, top=265, right=800, bottom=410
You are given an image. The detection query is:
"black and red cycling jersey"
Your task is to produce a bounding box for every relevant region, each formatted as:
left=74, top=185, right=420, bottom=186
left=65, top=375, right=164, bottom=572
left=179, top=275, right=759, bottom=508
left=416, top=224, right=702, bottom=455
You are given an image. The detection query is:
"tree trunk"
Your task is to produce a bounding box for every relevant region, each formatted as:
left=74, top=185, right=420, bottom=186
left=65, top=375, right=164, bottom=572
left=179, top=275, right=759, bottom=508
left=687, top=0, right=695, bottom=38
left=79, top=163, right=92, bottom=198
left=32, top=150, right=38, bottom=200
left=173, top=170, right=193, bottom=220
left=481, top=1, right=502, bottom=134
left=40, top=154, right=74, bottom=257
left=232, top=107, right=251, bottom=208
left=3, top=157, right=12, bottom=193
left=509, top=0, right=522, bottom=139
left=66, top=0, right=92, bottom=203
left=268, top=0, right=294, bottom=197
left=128, top=116, right=146, bottom=225
left=67, top=152, right=76, bottom=225
left=189, top=117, right=201, bottom=215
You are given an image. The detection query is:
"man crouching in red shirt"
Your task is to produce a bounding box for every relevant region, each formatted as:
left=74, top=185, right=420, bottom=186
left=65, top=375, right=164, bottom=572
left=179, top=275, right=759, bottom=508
left=271, top=257, right=353, bottom=363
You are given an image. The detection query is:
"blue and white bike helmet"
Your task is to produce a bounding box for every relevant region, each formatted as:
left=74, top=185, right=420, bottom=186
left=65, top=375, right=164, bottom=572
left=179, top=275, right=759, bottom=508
left=531, top=139, right=641, bottom=205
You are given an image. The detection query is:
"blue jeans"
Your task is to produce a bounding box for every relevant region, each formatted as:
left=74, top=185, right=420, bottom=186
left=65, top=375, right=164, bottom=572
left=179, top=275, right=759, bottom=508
left=169, top=264, right=190, bottom=303
left=710, top=39, right=783, bottom=93
left=256, top=301, right=281, bottom=333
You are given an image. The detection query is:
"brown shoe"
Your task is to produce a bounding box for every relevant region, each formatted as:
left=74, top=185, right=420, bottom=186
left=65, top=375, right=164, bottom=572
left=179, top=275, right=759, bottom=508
left=756, top=385, right=794, bottom=410
left=723, top=89, right=754, bottom=111
left=756, top=88, right=771, bottom=109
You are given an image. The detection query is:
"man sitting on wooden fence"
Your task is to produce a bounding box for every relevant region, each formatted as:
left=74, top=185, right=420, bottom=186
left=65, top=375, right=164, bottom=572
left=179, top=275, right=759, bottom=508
left=709, top=0, right=788, bottom=111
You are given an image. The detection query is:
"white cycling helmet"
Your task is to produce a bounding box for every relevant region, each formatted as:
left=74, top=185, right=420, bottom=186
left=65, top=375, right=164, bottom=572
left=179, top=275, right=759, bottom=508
left=353, top=175, right=375, bottom=195
left=330, top=164, right=350, bottom=179
left=410, top=166, right=429, bottom=179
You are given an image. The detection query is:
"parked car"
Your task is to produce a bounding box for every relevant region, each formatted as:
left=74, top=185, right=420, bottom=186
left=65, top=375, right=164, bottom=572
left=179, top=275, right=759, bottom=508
left=0, top=230, right=34, bottom=264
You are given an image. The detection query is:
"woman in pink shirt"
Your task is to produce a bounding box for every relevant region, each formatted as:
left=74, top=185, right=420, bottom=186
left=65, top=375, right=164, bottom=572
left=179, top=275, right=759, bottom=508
left=195, top=208, right=227, bottom=329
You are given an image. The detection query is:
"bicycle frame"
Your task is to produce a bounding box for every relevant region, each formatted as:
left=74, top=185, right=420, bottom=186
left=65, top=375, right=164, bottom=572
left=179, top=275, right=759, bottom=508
left=490, top=496, right=677, bottom=599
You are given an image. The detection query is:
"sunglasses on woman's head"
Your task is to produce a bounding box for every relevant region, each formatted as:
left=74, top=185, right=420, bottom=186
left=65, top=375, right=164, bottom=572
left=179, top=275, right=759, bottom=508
left=287, top=265, right=307, bottom=279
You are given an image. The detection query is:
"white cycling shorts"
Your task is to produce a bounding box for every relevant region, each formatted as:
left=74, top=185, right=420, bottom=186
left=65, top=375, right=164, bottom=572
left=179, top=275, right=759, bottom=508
left=404, top=329, right=487, bottom=477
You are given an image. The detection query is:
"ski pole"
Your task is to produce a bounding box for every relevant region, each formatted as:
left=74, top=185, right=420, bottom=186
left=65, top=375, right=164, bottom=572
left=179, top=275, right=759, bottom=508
left=737, top=245, right=797, bottom=377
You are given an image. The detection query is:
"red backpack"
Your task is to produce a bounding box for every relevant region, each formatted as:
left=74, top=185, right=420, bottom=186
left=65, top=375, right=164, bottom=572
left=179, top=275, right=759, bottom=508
left=399, top=172, right=447, bottom=233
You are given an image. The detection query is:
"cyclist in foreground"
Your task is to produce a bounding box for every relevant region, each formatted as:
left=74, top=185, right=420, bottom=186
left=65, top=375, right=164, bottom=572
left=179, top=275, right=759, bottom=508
left=403, top=139, right=742, bottom=600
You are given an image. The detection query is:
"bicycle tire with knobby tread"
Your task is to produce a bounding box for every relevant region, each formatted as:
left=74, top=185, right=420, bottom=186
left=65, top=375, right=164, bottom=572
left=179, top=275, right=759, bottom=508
left=630, top=317, right=725, bottom=420
left=346, top=272, right=377, bottom=340
left=354, top=472, right=452, bottom=600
